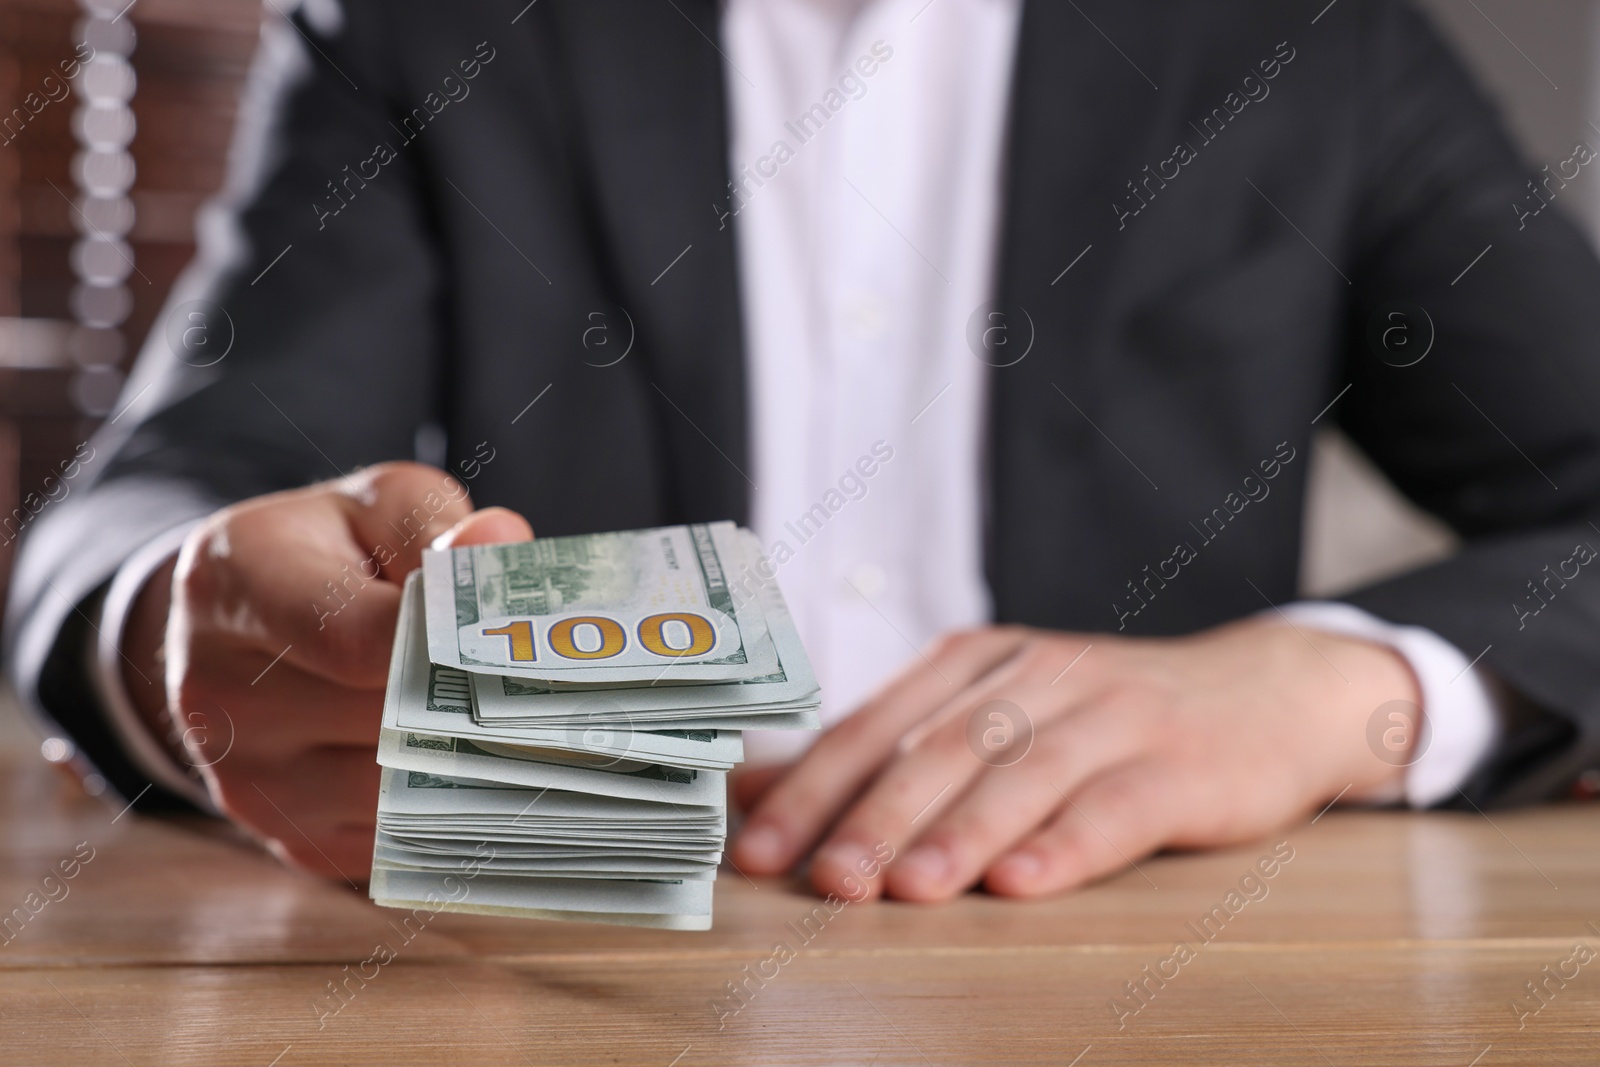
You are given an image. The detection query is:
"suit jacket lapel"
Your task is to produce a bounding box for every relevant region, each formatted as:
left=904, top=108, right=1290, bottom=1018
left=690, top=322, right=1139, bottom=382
left=988, top=0, right=1164, bottom=624
left=546, top=0, right=749, bottom=525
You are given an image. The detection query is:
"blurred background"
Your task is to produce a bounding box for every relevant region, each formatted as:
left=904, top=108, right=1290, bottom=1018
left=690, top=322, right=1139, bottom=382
left=0, top=0, right=1593, bottom=754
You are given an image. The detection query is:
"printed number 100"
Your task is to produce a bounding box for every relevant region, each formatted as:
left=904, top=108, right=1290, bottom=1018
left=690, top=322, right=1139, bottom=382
left=482, top=612, right=716, bottom=662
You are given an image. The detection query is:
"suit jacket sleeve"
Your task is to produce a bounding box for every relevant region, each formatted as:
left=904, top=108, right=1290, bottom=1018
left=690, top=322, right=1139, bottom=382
left=2, top=5, right=445, bottom=806
left=1335, top=1, right=1600, bottom=806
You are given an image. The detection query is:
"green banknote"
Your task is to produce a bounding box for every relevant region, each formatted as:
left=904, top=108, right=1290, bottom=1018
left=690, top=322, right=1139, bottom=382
left=422, top=522, right=778, bottom=684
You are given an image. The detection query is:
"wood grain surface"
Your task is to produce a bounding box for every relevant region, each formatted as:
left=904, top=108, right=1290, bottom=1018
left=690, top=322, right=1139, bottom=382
left=0, top=730, right=1597, bottom=1065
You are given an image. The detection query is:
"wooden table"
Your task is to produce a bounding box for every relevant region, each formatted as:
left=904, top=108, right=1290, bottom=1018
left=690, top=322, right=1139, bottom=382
left=1, top=732, right=1597, bottom=1066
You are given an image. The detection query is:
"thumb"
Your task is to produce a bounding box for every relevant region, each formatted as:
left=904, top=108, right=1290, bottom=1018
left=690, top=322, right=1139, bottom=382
left=432, top=506, right=535, bottom=549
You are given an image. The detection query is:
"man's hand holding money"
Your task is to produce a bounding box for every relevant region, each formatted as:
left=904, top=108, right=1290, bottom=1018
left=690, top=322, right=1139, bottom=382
left=119, top=463, right=530, bottom=881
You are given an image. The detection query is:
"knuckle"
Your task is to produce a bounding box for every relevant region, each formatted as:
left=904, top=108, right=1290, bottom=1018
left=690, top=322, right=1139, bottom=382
left=926, top=626, right=986, bottom=660
left=348, top=459, right=436, bottom=495
left=173, top=505, right=284, bottom=623
left=357, top=461, right=471, bottom=518
left=825, top=705, right=874, bottom=744
left=1026, top=724, right=1078, bottom=769
left=931, top=808, right=1007, bottom=857
left=923, top=717, right=976, bottom=760
left=1087, top=780, right=1153, bottom=831
left=924, top=631, right=965, bottom=660
left=172, top=518, right=230, bottom=605
left=1012, top=638, right=1063, bottom=676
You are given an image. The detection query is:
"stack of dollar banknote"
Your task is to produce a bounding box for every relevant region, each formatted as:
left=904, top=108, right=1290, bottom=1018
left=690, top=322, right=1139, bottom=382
left=369, top=522, right=819, bottom=929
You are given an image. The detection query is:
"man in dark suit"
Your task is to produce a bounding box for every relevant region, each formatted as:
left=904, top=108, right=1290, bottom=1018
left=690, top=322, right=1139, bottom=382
left=8, top=0, right=1600, bottom=902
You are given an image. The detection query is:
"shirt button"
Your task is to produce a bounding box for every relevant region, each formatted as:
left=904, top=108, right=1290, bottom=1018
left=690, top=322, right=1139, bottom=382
left=841, top=290, right=889, bottom=341
left=845, top=562, right=888, bottom=599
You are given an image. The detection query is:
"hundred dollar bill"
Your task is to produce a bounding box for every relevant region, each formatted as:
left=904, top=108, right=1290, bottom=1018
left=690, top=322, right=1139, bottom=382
left=471, top=687, right=820, bottom=732
left=376, top=726, right=725, bottom=807
left=376, top=768, right=721, bottom=825
left=374, top=852, right=716, bottom=879
left=471, top=530, right=820, bottom=728
left=390, top=578, right=743, bottom=770
left=380, top=580, right=726, bottom=805
left=370, top=868, right=713, bottom=930
left=372, top=768, right=717, bottom=928
left=374, top=841, right=716, bottom=876
left=379, top=834, right=715, bottom=858
left=422, top=522, right=778, bottom=684
left=374, top=774, right=722, bottom=865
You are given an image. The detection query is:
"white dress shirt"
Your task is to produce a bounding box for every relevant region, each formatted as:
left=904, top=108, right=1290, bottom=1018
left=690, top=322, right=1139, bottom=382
left=722, top=0, right=1497, bottom=804
left=88, top=0, right=1496, bottom=811
left=725, top=0, right=1010, bottom=762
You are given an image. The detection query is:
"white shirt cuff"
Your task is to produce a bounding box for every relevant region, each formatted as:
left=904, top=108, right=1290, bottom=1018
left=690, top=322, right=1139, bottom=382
left=1273, top=601, right=1500, bottom=808
left=89, top=521, right=216, bottom=812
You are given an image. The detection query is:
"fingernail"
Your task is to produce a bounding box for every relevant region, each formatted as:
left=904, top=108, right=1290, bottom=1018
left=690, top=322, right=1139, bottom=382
left=430, top=519, right=467, bottom=551
left=736, top=823, right=785, bottom=868
left=995, top=851, right=1042, bottom=884
left=899, top=845, right=949, bottom=885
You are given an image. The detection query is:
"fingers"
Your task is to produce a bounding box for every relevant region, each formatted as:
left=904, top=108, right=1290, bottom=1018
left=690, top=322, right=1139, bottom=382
left=216, top=747, right=381, bottom=882
left=282, top=498, right=531, bottom=686
left=434, top=506, right=534, bottom=548
left=336, top=461, right=476, bottom=580
left=174, top=496, right=401, bottom=690
left=174, top=462, right=529, bottom=691
left=171, top=553, right=403, bottom=693
left=730, top=763, right=790, bottom=814
left=176, top=646, right=383, bottom=758
left=983, top=761, right=1177, bottom=898
left=266, top=825, right=378, bottom=886
left=896, top=635, right=1095, bottom=752
left=880, top=710, right=1147, bottom=902
left=162, top=461, right=540, bottom=887
left=805, top=728, right=983, bottom=901
left=730, top=628, right=1033, bottom=875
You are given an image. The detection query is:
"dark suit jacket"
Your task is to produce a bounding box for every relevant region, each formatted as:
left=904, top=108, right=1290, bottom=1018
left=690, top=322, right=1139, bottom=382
left=8, top=0, right=1600, bottom=810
